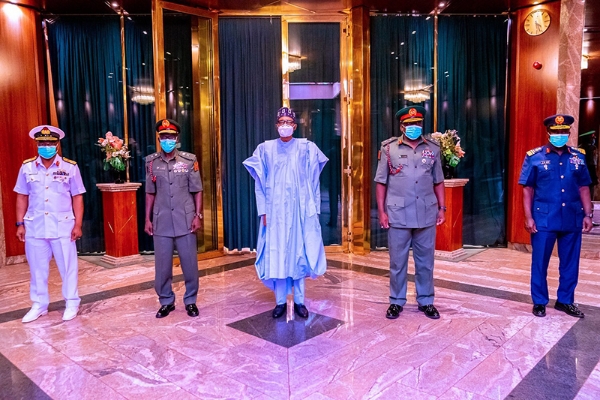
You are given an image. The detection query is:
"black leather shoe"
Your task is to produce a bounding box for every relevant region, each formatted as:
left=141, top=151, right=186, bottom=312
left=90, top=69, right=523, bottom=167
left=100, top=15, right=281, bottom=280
left=418, top=304, right=440, bottom=319
left=294, top=303, right=309, bottom=319
left=554, top=302, right=584, bottom=318
left=185, top=304, right=199, bottom=317
left=386, top=304, right=403, bottom=319
left=156, top=304, right=175, bottom=318
left=272, top=304, right=286, bottom=318
left=532, top=304, right=546, bottom=317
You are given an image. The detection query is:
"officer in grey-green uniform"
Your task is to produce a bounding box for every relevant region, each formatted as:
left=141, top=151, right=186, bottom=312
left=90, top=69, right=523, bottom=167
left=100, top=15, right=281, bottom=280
left=374, top=106, right=446, bottom=320
left=145, top=119, right=203, bottom=319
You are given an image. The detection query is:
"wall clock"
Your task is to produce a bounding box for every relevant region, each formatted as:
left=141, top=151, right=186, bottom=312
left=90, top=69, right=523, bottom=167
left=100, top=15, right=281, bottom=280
left=524, top=10, right=551, bottom=36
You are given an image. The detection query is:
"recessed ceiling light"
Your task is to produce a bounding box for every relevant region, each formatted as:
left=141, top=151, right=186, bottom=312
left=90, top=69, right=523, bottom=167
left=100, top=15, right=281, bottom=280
left=439, top=2, right=446, bottom=7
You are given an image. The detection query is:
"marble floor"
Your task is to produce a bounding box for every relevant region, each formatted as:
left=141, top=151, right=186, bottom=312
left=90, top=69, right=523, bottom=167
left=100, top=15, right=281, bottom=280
left=1, top=248, right=600, bottom=399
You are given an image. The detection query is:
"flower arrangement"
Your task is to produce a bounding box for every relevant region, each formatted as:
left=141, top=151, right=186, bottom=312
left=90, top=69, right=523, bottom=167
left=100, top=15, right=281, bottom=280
left=431, top=129, right=465, bottom=167
left=97, top=131, right=131, bottom=172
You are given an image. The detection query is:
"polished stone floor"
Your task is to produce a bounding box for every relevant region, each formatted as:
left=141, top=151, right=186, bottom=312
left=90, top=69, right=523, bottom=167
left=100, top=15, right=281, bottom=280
left=1, top=248, right=600, bottom=399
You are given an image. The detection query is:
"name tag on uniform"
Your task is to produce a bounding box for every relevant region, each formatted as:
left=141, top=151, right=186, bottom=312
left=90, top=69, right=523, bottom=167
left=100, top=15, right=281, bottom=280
left=399, top=155, right=408, bottom=158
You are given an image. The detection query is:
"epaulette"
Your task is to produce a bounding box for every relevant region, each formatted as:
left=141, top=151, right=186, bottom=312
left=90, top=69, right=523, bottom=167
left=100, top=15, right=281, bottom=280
left=381, top=137, right=397, bottom=146
left=145, top=153, right=160, bottom=162
left=63, top=157, right=77, bottom=165
left=526, top=146, right=543, bottom=156
left=22, top=157, right=37, bottom=164
left=179, top=151, right=196, bottom=161
left=571, top=146, right=585, bottom=155
left=425, top=137, right=440, bottom=146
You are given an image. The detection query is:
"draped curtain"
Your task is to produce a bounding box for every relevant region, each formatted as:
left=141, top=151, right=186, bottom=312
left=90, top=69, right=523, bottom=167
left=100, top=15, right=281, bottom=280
left=219, top=18, right=283, bottom=250
left=437, top=15, right=507, bottom=246
left=369, top=16, right=434, bottom=249
left=48, top=16, right=123, bottom=253
left=125, top=16, right=156, bottom=253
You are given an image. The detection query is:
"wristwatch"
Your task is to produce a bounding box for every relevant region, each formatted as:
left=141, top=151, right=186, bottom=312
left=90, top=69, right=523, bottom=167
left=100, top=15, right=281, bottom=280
left=587, top=213, right=594, bottom=219
left=194, top=213, right=203, bottom=219
left=16, top=221, right=24, bottom=227
left=438, top=206, right=447, bottom=211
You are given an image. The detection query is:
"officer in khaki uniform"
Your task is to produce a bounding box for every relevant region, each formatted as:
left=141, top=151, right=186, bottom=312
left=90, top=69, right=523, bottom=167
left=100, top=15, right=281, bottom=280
left=145, top=119, right=203, bottom=318
left=374, top=106, right=446, bottom=320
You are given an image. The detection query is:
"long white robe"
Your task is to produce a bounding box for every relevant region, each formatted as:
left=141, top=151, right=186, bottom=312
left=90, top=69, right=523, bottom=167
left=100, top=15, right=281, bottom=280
left=243, top=138, right=328, bottom=291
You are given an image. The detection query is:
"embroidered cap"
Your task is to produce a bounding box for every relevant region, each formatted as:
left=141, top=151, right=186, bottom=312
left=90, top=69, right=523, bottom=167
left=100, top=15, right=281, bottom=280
left=543, top=114, right=574, bottom=130
left=395, top=106, right=426, bottom=123
left=276, top=107, right=296, bottom=122
left=155, top=119, right=181, bottom=135
left=28, top=125, right=65, bottom=141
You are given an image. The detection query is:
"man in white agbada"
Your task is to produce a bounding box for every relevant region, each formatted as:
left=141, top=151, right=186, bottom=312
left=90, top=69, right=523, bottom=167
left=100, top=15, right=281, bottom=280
left=243, top=107, right=328, bottom=319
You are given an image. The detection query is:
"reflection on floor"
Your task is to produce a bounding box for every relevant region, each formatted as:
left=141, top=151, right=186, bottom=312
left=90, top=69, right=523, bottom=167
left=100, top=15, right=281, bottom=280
left=1, top=248, right=600, bottom=399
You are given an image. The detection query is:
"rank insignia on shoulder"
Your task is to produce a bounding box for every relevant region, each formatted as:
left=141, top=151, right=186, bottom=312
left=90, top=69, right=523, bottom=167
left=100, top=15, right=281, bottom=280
left=572, top=146, right=586, bottom=155
left=378, top=150, right=381, bottom=161
left=63, top=157, right=77, bottom=165
left=145, top=153, right=160, bottom=162
left=22, top=157, right=37, bottom=164
left=193, top=161, right=199, bottom=171
left=526, top=147, right=543, bottom=156
left=381, top=137, right=397, bottom=147
left=179, top=151, right=195, bottom=161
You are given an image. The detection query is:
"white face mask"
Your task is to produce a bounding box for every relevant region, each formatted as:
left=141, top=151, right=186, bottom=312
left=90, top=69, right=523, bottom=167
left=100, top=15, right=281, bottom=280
left=278, top=125, right=294, bottom=137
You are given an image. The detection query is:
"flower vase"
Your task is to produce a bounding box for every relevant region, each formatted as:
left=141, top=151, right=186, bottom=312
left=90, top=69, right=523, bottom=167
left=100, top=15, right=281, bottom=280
left=442, top=163, right=455, bottom=180
left=110, top=169, right=125, bottom=184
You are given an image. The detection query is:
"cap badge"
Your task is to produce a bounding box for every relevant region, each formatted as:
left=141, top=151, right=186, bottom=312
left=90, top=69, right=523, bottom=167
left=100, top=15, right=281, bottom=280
left=41, top=127, right=51, bottom=135
left=555, top=116, right=564, bottom=125
left=409, top=108, right=417, bottom=117
left=162, top=119, right=170, bottom=128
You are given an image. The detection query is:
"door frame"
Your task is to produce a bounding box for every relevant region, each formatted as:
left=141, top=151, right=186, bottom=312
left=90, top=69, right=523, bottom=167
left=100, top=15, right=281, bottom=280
left=281, top=15, right=350, bottom=254
left=151, top=0, right=224, bottom=259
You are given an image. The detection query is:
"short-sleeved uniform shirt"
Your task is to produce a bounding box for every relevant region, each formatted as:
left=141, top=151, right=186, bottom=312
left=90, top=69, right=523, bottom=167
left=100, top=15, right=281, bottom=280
left=374, top=136, right=444, bottom=228
left=14, top=155, right=86, bottom=239
left=145, top=150, right=203, bottom=237
left=519, top=145, right=591, bottom=232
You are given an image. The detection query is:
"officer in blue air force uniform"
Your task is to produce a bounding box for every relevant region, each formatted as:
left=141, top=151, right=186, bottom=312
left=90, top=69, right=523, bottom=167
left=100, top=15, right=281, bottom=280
left=374, top=106, right=446, bottom=320
left=519, top=114, right=593, bottom=318
left=14, top=126, right=86, bottom=323
left=145, top=119, right=203, bottom=319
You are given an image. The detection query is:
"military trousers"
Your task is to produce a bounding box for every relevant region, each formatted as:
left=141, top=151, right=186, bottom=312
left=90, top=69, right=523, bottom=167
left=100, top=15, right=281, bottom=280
left=153, top=233, right=199, bottom=306
left=530, top=230, right=582, bottom=305
left=388, top=225, right=436, bottom=306
left=24, top=235, right=80, bottom=309
left=274, top=277, right=305, bottom=305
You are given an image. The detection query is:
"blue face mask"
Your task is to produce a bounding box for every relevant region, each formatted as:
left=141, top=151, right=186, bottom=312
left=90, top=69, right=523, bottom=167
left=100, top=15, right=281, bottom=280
left=160, top=139, right=177, bottom=153
left=38, top=145, right=57, bottom=159
left=549, top=134, right=569, bottom=148
left=404, top=125, right=423, bottom=140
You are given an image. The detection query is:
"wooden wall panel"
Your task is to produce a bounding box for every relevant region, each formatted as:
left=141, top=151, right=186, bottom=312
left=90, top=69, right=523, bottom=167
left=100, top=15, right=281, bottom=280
left=0, top=3, right=47, bottom=258
left=507, top=2, right=561, bottom=245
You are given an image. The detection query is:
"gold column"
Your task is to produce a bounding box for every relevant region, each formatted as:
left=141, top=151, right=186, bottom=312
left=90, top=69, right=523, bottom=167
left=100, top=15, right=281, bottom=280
left=433, top=12, right=438, bottom=132
left=347, top=6, right=371, bottom=254
left=120, top=9, right=130, bottom=182
left=151, top=0, right=166, bottom=133
left=282, top=19, right=290, bottom=107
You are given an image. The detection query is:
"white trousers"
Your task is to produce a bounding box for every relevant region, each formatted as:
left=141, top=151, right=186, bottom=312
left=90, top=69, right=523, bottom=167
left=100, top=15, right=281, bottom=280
left=24, top=236, right=80, bottom=309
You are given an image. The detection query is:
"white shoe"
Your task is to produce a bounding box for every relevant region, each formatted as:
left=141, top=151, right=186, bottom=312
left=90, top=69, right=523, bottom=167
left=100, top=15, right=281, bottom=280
left=22, top=307, right=48, bottom=323
left=62, top=306, right=79, bottom=321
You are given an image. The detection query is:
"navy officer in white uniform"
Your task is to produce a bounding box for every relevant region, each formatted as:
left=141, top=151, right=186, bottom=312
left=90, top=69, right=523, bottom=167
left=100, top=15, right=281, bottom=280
left=14, top=125, right=86, bottom=323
